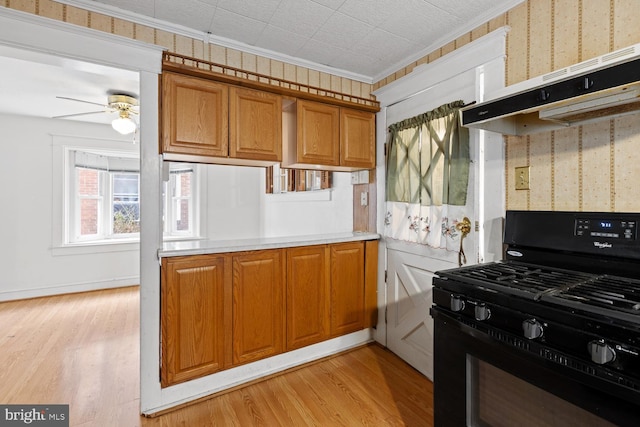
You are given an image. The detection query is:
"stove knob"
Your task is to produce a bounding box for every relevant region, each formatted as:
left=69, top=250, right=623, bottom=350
left=475, top=303, right=491, bottom=321
left=450, top=295, right=465, bottom=312
left=522, top=318, right=544, bottom=340
left=588, top=340, right=616, bottom=365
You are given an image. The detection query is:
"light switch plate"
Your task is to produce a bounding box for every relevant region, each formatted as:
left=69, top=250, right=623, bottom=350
left=351, top=172, right=359, bottom=184
left=515, top=166, right=530, bottom=190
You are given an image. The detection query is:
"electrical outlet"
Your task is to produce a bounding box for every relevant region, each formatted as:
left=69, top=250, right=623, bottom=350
left=515, top=166, right=530, bottom=190
left=360, top=191, right=368, bottom=206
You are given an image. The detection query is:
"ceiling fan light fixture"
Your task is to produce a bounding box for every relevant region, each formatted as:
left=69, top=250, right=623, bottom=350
left=112, top=111, right=136, bottom=135
left=109, top=94, right=138, bottom=135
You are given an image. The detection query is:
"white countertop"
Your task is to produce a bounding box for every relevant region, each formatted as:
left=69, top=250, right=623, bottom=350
left=159, top=232, right=380, bottom=257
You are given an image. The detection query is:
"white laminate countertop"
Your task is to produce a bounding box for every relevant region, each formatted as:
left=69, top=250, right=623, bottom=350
left=159, top=232, right=380, bottom=257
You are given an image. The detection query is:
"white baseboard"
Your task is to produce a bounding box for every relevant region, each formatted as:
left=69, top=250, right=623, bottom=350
left=0, top=276, right=140, bottom=302
left=142, top=329, right=374, bottom=416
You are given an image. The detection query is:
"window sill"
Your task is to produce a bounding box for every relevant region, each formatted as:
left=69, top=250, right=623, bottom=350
left=52, top=236, right=205, bottom=256
left=52, top=240, right=140, bottom=256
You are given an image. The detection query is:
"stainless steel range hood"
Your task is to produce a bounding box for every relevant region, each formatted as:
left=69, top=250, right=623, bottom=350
left=462, top=43, right=640, bottom=135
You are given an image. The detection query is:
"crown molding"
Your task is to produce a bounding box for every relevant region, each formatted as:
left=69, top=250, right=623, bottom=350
left=53, top=0, right=524, bottom=85
left=373, top=27, right=508, bottom=107
left=204, top=32, right=372, bottom=83
left=371, top=0, right=525, bottom=83
left=53, top=0, right=373, bottom=83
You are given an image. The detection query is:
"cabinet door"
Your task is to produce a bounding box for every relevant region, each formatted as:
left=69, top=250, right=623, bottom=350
left=229, top=86, right=282, bottom=162
left=296, top=100, right=340, bottom=166
left=330, top=242, right=365, bottom=336
left=232, top=250, right=285, bottom=365
left=161, top=254, right=231, bottom=387
left=340, top=108, right=375, bottom=169
left=286, top=245, right=330, bottom=350
left=162, top=72, right=229, bottom=157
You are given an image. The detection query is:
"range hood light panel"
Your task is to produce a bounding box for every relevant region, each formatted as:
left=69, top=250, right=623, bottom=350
left=538, top=83, right=640, bottom=123
left=462, top=43, right=640, bottom=135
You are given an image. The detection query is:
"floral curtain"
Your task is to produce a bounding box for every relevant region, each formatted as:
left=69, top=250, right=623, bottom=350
left=384, top=101, right=470, bottom=251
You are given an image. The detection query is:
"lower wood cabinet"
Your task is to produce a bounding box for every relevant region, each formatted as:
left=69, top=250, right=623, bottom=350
left=232, top=250, right=286, bottom=365
left=161, top=240, right=377, bottom=387
left=330, top=242, right=365, bottom=336
left=161, top=254, right=232, bottom=387
left=286, top=245, right=330, bottom=350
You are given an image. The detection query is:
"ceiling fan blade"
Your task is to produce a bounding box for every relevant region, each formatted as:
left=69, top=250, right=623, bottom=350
left=56, top=96, right=108, bottom=108
left=53, top=110, right=107, bottom=119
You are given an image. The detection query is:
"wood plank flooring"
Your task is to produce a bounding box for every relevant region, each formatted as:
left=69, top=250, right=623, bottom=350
left=0, top=287, right=434, bottom=426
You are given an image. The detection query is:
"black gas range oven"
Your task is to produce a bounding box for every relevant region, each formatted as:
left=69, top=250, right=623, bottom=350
left=430, top=211, right=640, bottom=427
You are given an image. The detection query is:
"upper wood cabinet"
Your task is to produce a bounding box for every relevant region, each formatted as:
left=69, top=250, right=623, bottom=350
left=229, top=86, right=282, bottom=162
left=162, top=72, right=281, bottom=165
left=340, top=108, right=376, bottom=169
left=162, top=72, right=229, bottom=157
left=161, top=254, right=231, bottom=387
left=283, top=99, right=375, bottom=171
left=232, top=249, right=286, bottom=366
left=294, top=99, right=341, bottom=166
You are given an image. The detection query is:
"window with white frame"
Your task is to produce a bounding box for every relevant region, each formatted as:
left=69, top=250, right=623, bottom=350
left=66, top=148, right=198, bottom=243
left=163, top=166, right=197, bottom=236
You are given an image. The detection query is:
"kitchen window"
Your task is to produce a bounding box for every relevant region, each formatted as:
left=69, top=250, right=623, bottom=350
left=67, top=148, right=198, bottom=244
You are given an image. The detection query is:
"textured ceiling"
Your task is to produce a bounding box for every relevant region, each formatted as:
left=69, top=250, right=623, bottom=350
left=59, top=0, right=522, bottom=82
left=0, top=0, right=522, bottom=124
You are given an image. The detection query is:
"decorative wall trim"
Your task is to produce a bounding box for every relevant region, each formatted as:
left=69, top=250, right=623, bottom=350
left=372, top=0, right=525, bottom=82
left=373, top=27, right=509, bottom=107
left=163, top=52, right=379, bottom=110
left=505, top=136, right=510, bottom=209
left=526, top=135, right=531, bottom=210
left=609, top=119, right=616, bottom=211
left=578, top=126, right=584, bottom=211
left=526, top=0, right=531, bottom=81
left=578, top=0, right=583, bottom=62
left=53, top=0, right=372, bottom=83
left=550, top=132, right=556, bottom=210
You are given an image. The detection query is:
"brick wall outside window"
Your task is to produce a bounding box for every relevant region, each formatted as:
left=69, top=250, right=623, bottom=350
left=78, top=169, right=99, bottom=235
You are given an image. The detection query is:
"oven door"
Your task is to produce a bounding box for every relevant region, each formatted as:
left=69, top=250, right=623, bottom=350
left=431, top=308, right=640, bottom=427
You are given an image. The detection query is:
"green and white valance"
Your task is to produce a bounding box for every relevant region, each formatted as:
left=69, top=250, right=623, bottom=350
left=384, top=101, right=470, bottom=249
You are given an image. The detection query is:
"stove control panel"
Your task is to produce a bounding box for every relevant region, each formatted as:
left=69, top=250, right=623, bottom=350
left=575, top=218, right=636, bottom=240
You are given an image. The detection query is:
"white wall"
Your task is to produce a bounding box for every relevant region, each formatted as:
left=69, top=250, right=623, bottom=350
left=0, top=113, right=139, bottom=301
left=261, top=171, right=354, bottom=237
left=198, top=163, right=354, bottom=240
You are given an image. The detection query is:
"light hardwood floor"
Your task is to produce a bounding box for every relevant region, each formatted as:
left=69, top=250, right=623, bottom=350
left=0, top=286, right=434, bottom=426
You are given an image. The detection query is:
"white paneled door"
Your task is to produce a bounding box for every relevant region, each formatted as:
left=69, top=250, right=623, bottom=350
left=375, top=29, right=506, bottom=380
left=386, top=244, right=462, bottom=379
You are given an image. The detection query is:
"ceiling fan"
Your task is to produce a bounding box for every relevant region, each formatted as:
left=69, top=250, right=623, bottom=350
left=54, top=94, right=139, bottom=135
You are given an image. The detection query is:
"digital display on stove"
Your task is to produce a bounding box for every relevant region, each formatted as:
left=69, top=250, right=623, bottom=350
left=575, top=218, right=636, bottom=240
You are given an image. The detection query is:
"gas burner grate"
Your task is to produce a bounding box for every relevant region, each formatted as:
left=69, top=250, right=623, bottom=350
left=438, top=261, right=594, bottom=299
left=549, top=275, right=640, bottom=323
